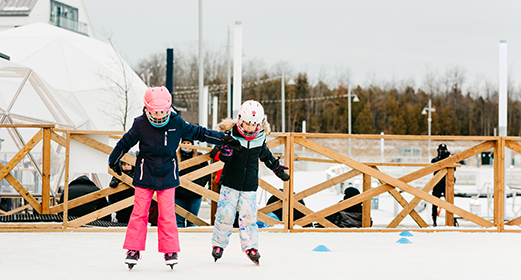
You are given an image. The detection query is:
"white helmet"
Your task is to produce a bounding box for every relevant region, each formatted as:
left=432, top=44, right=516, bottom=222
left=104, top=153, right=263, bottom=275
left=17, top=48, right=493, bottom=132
left=237, top=100, right=265, bottom=140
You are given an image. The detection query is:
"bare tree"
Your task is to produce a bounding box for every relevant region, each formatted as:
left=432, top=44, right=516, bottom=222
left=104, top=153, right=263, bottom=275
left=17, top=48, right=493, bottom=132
left=97, top=30, right=138, bottom=131
left=135, top=53, right=166, bottom=87
left=422, top=64, right=440, bottom=95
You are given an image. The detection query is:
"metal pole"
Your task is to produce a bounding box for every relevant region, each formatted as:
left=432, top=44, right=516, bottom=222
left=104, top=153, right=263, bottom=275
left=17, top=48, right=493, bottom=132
left=499, top=40, right=507, bottom=137
left=348, top=87, right=352, bottom=158
left=380, top=132, right=384, bottom=162
left=232, top=21, right=242, bottom=118
left=198, top=0, right=204, bottom=125
left=428, top=98, right=432, bottom=160
left=226, top=26, right=231, bottom=118
left=282, top=71, right=285, bottom=133
left=212, top=95, right=218, bottom=129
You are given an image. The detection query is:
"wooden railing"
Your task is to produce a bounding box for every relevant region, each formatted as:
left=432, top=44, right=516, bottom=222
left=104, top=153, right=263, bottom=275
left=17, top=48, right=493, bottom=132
left=1, top=125, right=520, bottom=232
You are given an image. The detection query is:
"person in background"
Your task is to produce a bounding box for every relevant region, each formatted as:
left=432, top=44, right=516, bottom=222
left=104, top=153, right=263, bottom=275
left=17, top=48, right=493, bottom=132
left=325, top=187, right=366, bottom=228
left=108, top=155, right=135, bottom=224
left=108, top=152, right=157, bottom=225
left=59, top=175, right=110, bottom=221
left=175, top=138, right=211, bottom=227
left=431, top=143, right=454, bottom=227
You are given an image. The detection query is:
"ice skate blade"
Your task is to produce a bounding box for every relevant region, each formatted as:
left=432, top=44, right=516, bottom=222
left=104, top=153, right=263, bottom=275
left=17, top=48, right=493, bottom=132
left=165, top=259, right=178, bottom=269
left=125, top=259, right=138, bottom=265
left=127, top=263, right=136, bottom=270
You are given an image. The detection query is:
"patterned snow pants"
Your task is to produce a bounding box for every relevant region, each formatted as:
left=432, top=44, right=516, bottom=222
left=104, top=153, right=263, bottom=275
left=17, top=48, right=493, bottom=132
left=211, top=186, right=259, bottom=251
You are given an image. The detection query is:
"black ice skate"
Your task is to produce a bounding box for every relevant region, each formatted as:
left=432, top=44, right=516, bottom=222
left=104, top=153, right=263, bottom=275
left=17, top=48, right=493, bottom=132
left=245, top=248, right=260, bottom=265
left=212, top=246, right=224, bottom=262
left=164, top=252, right=178, bottom=269
left=125, top=250, right=140, bottom=270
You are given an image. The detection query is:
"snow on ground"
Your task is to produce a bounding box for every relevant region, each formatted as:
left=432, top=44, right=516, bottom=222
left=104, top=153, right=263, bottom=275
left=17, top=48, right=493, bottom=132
left=1, top=231, right=521, bottom=280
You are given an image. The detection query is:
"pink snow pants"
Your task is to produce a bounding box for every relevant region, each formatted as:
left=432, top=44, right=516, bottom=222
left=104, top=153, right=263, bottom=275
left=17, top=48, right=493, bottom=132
left=123, top=186, right=180, bottom=253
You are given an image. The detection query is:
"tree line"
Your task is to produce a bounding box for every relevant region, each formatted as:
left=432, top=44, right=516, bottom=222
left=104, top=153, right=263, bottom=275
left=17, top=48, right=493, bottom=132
left=134, top=48, right=521, bottom=136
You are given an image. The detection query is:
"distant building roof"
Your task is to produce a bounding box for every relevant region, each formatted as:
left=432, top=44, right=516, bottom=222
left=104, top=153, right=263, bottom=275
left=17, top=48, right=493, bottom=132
left=0, top=0, right=37, bottom=16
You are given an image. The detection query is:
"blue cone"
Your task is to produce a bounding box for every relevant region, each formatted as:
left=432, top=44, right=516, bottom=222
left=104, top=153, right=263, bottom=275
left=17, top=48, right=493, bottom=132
left=400, top=231, right=413, bottom=237
left=313, top=245, right=331, bottom=252
left=396, top=238, right=412, bottom=244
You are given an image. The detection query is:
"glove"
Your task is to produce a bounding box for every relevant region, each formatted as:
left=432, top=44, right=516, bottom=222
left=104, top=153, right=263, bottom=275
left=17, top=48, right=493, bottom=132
left=274, top=164, right=290, bottom=181
left=210, top=146, right=220, bottom=159
left=220, top=145, right=234, bottom=157
left=109, top=161, right=122, bottom=176
left=222, top=132, right=242, bottom=151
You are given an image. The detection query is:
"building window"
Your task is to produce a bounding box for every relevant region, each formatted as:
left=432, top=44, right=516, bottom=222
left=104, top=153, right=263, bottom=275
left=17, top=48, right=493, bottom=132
left=49, top=1, right=87, bottom=35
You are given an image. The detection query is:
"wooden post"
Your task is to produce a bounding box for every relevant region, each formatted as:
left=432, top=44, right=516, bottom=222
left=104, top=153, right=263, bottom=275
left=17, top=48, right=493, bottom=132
left=41, top=128, right=51, bottom=214
left=494, top=138, right=505, bottom=231
left=445, top=167, right=455, bottom=226
left=362, top=173, right=371, bottom=227
left=63, top=132, right=71, bottom=229
left=282, top=134, right=294, bottom=230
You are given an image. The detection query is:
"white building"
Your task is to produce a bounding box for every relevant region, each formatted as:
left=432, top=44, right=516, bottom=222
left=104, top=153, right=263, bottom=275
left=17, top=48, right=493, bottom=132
left=0, top=0, right=94, bottom=37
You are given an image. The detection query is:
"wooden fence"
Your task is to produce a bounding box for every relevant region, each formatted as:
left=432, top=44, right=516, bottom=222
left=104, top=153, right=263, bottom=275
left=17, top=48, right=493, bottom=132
left=1, top=125, right=520, bottom=233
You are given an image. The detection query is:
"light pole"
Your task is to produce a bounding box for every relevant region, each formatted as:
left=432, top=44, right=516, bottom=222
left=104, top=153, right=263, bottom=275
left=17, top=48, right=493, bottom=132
left=282, top=71, right=285, bottom=133
left=348, top=88, right=359, bottom=158
left=422, top=99, right=436, bottom=160
left=281, top=72, right=295, bottom=133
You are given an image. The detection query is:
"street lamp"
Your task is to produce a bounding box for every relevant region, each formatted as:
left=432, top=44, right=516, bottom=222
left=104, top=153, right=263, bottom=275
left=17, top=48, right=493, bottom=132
left=422, top=99, right=436, bottom=160
left=348, top=88, right=359, bottom=158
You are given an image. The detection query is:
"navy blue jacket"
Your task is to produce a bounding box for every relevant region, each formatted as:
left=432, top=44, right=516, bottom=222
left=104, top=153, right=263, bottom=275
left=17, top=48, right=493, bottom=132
left=217, top=125, right=279, bottom=192
left=108, top=112, right=224, bottom=191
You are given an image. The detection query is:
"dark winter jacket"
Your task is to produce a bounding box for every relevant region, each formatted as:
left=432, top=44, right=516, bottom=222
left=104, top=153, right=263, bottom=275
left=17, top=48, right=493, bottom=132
left=323, top=187, right=366, bottom=228
left=176, top=150, right=211, bottom=199
left=60, top=175, right=110, bottom=221
left=431, top=151, right=456, bottom=197
left=331, top=211, right=363, bottom=228
left=108, top=111, right=224, bottom=191
left=215, top=119, right=279, bottom=192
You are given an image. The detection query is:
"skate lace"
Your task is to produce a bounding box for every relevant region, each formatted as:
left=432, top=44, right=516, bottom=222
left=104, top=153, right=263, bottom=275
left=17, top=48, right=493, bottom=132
left=127, top=250, right=139, bottom=258
left=165, top=252, right=177, bottom=259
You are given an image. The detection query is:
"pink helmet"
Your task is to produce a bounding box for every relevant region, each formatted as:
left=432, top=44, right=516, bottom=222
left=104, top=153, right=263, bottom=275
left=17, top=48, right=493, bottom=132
left=143, top=86, right=172, bottom=127
left=144, top=86, right=171, bottom=113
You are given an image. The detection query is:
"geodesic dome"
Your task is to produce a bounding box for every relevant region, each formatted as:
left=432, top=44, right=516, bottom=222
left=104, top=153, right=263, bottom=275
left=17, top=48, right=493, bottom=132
left=0, top=58, right=90, bottom=130
left=0, top=22, right=147, bottom=131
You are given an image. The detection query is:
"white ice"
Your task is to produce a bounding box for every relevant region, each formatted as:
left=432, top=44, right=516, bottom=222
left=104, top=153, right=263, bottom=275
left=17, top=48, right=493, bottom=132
left=1, top=231, right=520, bottom=280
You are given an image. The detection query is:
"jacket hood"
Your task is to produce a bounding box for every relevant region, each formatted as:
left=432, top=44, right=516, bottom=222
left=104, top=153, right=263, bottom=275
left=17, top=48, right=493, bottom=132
left=216, top=118, right=271, bottom=135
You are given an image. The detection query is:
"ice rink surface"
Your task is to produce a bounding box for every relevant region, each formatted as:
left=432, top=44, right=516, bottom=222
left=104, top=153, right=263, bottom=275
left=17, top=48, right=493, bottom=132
left=1, top=231, right=520, bottom=280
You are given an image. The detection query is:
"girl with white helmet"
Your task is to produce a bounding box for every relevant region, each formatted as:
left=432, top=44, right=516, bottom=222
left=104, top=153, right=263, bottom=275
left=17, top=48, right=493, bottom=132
left=210, top=100, right=290, bottom=265
left=108, top=86, right=239, bottom=270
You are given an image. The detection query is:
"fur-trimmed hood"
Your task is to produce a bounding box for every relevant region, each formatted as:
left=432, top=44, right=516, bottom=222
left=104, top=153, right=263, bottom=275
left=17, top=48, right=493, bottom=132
left=215, top=118, right=271, bottom=135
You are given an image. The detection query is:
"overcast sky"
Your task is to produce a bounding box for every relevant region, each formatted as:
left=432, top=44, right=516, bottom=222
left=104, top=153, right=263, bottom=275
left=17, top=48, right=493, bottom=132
left=83, top=0, right=521, bottom=89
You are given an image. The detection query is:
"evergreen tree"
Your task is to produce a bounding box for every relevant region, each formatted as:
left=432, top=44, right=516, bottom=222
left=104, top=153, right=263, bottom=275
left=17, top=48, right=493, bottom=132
left=354, top=103, right=374, bottom=134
